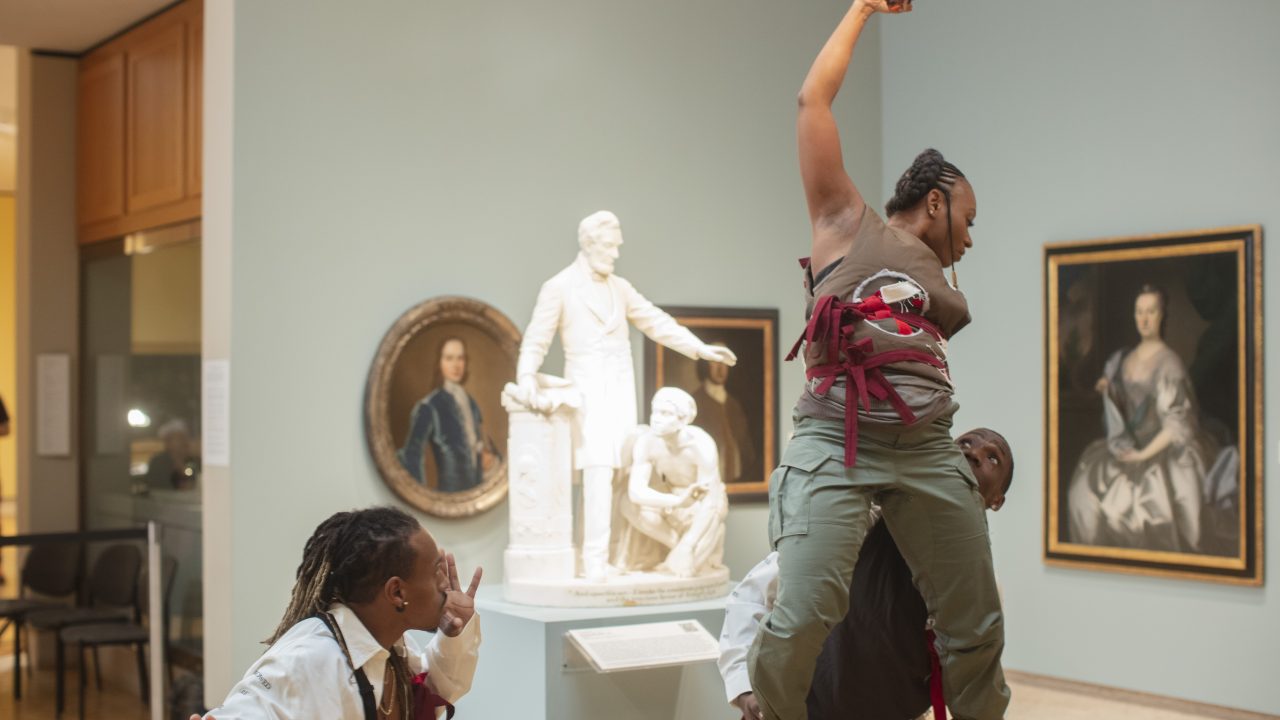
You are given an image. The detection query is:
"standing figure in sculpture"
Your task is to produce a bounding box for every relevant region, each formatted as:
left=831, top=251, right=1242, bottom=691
left=516, top=211, right=736, bottom=582
left=613, top=388, right=729, bottom=578
left=399, top=337, right=498, bottom=492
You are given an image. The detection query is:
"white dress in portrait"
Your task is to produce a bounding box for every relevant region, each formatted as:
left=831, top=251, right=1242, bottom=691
left=1066, top=345, right=1239, bottom=554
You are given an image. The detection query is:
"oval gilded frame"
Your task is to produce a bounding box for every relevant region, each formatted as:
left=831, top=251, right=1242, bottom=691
left=366, top=296, right=520, bottom=518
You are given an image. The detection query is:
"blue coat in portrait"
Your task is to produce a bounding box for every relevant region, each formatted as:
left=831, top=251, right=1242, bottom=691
left=397, top=388, right=486, bottom=492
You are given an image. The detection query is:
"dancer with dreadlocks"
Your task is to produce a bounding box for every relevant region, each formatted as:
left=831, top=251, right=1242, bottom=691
left=199, top=507, right=481, bottom=719
left=745, top=1, right=1009, bottom=718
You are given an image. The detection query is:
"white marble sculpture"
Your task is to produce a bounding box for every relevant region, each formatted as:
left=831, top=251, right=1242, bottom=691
left=504, top=210, right=737, bottom=602
left=612, top=388, right=729, bottom=579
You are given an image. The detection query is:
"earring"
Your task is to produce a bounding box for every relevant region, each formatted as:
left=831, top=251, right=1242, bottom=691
left=395, top=602, right=408, bottom=613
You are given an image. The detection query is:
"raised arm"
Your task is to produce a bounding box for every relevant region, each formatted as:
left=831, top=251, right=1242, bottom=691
left=799, top=1, right=911, bottom=261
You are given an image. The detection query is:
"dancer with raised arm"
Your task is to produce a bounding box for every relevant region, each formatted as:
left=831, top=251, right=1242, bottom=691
left=746, top=2, right=1009, bottom=718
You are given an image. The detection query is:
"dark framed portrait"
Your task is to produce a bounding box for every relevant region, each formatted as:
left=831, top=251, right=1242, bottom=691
left=366, top=296, right=520, bottom=518
left=643, top=307, right=778, bottom=503
left=1044, top=226, right=1263, bottom=585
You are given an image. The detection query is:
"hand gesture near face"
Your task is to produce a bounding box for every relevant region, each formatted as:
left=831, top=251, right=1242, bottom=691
left=439, top=552, right=482, bottom=637
left=856, top=0, right=913, bottom=14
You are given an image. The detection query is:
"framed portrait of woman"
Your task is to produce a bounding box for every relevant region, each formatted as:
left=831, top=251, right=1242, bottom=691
left=366, top=296, right=520, bottom=518
left=1044, top=226, right=1263, bottom=585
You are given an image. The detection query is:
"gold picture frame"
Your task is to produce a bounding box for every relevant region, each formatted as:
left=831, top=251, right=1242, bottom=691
left=366, top=296, right=520, bottom=518
left=643, top=307, right=778, bottom=503
left=1044, top=226, right=1263, bottom=585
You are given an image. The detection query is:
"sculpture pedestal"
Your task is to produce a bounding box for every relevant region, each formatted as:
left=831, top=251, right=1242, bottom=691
left=504, top=404, right=576, bottom=591
left=446, top=586, right=737, bottom=720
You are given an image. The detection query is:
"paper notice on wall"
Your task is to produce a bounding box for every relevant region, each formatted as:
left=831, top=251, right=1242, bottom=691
left=565, top=620, right=719, bottom=673
left=36, top=353, right=71, bottom=457
left=202, top=360, right=230, bottom=467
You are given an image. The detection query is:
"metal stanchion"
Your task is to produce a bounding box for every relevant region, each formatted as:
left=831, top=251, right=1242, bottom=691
left=148, top=521, right=164, bottom=720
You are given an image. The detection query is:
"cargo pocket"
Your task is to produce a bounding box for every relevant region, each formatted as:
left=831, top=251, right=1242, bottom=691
left=767, top=443, right=831, bottom=549
left=952, top=455, right=990, bottom=532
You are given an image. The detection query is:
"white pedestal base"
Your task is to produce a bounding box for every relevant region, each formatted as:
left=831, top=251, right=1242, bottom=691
left=505, top=566, right=730, bottom=608
left=440, top=586, right=737, bottom=720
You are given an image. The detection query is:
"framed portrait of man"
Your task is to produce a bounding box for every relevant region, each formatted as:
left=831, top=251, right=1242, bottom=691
left=366, top=296, right=520, bottom=518
left=1044, top=226, right=1263, bottom=585
left=643, top=307, right=778, bottom=503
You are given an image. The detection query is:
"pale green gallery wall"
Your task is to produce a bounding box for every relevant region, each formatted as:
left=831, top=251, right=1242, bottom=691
left=210, top=0, right=883, bottom=686
left=879, top=2, right=1278, bottom=714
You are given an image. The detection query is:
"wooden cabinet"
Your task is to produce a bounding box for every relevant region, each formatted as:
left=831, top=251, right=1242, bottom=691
left=127, top=20, right=187, bottom=213
left=78, top=0, right=203, bottom=244
left=186, top=10, right=203, bottom=198
left=76, top=55, right=126, bottom=226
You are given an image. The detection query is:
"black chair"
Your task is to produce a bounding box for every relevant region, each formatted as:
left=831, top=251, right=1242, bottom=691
left=61, top=556, right=177, bottom=720
left=0, top=541, right=82, bottom=699
left=27, top=543, right=142, bottom=716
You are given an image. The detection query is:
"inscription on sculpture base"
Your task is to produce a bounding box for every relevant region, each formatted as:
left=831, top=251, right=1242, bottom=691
left=505, top=567, right=729, bottom=608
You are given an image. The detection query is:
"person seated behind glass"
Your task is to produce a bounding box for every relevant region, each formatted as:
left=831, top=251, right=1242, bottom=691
left=145, top=419, right=201, bottom=491
left=720, top=427, right=1013, bottom=720
left=398, top=337, right=499, bottom=493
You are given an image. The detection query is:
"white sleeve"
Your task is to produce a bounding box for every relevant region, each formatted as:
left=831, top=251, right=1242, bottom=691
left=516, top=279, right=562, bottom=379
left=621, top=277, right=704, bottom=359
left=204, top=637, right=347, bottom=719
left=718, top=552, right=779, bottom=706
left=408, top=613, right=482, bottom=713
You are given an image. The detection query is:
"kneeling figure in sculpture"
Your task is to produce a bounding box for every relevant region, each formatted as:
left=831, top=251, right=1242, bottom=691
left=613, top=388, right=729, bottom=578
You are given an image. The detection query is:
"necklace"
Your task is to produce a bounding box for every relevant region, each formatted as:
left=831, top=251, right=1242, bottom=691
left=379, top=661, right=397, bottom=717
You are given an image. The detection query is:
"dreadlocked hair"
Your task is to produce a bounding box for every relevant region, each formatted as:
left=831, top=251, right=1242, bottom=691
left=267, top=506, right=422, bottom=645
left=884, top=148, right=965, bottom=216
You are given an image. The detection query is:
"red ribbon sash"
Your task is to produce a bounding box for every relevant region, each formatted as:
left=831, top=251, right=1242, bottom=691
left=789, top=293, right=947, bottom=467
left=926, top=629, right=947, bottom=720
left=411, top=672, right=456, bottom=720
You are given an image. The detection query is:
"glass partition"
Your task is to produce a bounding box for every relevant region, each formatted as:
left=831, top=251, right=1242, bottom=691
left=81, top=222, right=202, bottom=660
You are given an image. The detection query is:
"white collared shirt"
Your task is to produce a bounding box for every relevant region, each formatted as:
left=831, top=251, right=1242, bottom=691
left=206, top=603, right=481, bottom=719
left=718, top=552, right=778, bottom=706
left=718, top=509, right=881, bottom=706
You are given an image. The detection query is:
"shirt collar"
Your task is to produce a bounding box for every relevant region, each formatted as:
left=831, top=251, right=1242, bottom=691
left=330, top=603, right=398, bottom=671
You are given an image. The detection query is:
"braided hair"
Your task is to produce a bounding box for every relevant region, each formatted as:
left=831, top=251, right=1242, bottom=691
left=884, top=149, right=965, bottom=217
left=269, top=507, right=424, bottom=717
left=268, top=507, right=422, bottom=644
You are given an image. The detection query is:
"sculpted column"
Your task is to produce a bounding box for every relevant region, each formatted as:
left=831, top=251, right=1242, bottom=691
left=501, top=379, right=579, bottom=594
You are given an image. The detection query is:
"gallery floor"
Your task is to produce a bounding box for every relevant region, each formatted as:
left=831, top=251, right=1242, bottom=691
left=0, top=662, right=1272, bottom=720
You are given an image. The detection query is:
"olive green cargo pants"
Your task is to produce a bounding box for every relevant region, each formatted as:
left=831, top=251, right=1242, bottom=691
left=747, top=413, right=1009, bottom=720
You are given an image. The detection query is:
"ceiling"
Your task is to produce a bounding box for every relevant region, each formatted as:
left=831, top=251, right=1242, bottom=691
left=0, top=0, right=175, bottom=54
